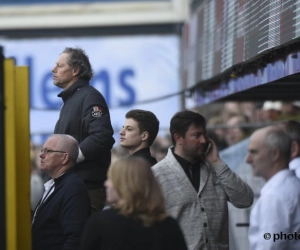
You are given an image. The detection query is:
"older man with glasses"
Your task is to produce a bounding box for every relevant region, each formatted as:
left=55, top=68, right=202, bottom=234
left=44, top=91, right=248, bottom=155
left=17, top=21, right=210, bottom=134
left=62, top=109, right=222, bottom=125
left=31, top=134, right=90, bottom=250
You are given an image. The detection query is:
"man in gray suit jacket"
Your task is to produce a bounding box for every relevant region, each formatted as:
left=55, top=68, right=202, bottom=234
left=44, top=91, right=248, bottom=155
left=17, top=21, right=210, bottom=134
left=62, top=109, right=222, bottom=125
left=152, top=110, right=254, bottom=250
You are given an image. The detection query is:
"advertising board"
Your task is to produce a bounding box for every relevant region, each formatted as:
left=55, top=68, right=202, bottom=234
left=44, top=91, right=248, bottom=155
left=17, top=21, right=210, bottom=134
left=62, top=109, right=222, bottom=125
left=0, top=35, right=180, bottom=145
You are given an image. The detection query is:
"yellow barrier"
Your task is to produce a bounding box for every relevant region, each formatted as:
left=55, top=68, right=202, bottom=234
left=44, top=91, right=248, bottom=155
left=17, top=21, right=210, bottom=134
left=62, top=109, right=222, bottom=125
left=4, top=59, right=31, bottom=250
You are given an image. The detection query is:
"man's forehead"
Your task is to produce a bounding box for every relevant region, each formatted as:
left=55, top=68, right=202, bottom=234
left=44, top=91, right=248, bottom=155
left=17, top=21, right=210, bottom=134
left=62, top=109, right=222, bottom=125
left=249, top=132, right=265, bottom=148
left=251, top=128, right=268, bottom=142
left=125, top=118, right=139, bottom=127
left=56, top=53, right=69, bottom=63
left=187, top=123, right=206, bottom=132
left=43, top=137, right=56, bottom=147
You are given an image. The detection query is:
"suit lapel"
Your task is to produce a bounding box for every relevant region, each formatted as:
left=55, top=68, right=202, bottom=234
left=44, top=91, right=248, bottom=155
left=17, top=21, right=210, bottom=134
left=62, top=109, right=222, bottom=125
left=199, top=162, right=209, bottom=195
left=166, top=149, right=198, bottom=194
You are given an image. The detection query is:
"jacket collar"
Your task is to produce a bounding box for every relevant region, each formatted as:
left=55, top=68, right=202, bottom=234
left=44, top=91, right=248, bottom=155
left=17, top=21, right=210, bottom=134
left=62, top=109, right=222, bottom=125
left=131, top=147, right=151, bottom=157
left=36, top=170, right=75, bottom=212
left=57, top=79, right=89, bottom=102
left=167, top=147, right=209, bottom=195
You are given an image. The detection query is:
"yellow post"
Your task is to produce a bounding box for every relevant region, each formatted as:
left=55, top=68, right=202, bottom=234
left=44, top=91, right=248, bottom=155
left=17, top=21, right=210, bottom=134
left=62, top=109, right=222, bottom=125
left=15, top=66, right=31, bottom=250
left=4, top=59, right=17, bottom=250
left=4, top=59, right=31, bottom=250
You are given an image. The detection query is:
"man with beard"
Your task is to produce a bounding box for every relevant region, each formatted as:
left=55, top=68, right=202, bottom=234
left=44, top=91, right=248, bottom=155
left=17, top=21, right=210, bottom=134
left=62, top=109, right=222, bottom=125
left=152, top=110, right=254, bottom=250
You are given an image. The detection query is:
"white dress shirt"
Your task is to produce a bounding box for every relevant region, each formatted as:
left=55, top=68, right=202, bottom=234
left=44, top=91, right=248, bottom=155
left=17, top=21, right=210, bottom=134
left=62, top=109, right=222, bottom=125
left=289, top=157, right=300, bottom=179
left=249, top=169, right=300, bottom=250
left=41, top=179, right=55, bottom=202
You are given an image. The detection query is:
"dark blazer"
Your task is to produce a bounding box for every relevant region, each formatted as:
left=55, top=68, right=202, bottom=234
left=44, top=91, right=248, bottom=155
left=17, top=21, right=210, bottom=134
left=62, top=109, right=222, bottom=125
left=32, top=170, right=90, bottom=250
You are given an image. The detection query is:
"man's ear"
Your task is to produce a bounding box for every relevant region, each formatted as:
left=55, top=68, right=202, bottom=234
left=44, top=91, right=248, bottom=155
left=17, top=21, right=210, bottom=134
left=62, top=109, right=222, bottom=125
left=291, top=140, right=300, bottom=159
left=174, top=133, right=183, bottom=145
left=72, top=67, right=80, bottom=77
left=141, top=131, right=149, bottom=141
left=61, top=153, right=70, bottom=165
left=271, top=146, right=280, bottom=162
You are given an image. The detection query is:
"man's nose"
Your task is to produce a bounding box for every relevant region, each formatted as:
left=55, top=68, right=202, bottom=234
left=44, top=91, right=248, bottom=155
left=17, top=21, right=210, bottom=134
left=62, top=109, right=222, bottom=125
left=199, top=135, right=207, bottom=143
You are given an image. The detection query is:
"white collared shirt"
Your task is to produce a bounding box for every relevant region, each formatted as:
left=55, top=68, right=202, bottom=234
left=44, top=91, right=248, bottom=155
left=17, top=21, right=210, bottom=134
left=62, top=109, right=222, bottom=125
left=289, top=157, right=300, bottom=179
left=41, top=179, right=55, bottom=202
left=249, top=169, right=300, bottom=250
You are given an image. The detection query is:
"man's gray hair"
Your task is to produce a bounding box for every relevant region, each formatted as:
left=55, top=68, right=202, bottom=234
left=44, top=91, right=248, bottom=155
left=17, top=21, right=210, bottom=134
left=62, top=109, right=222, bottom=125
left=62, top=47, right=93, bottom=81
left=265, top=128, right=291, bottom=161
left=49, top=134, right=79, bottom=164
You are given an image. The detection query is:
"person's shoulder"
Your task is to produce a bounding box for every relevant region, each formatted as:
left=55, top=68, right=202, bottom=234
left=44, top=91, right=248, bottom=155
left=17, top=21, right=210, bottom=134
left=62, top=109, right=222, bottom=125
left=81, top=85, right=107, bottom=104
left=163, top=216, right=179, bottom=225
left=152, top=160, right=164, bottom=171
left=85, top=209, right=109, bottom=225
left=83, top=84, right=104, bottom=96
left=152, top=156, right=170, bottom=170
left=155, top=216, right=183, bottom=233
left=64, top=170, right=82, bottom=181
left=275, top=170, right=300, bottom=186
left=152, top=160, right=173, bottom=182
left=92, top=208, right=123, bottom=223
left=87, top=84, right=100, bottom=93
left=75, top=82, right=100, bottom=95
left=61, top=171, right=86, bottom=189
left=283, top=173, right=300, bottom=193
left=264, top=172, right=300, bottom=200
left=131, top=148, right=158, bottom=166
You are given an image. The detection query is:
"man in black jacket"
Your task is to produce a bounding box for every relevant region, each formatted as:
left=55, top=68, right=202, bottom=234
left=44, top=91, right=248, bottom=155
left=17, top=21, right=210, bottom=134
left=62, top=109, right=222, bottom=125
left=32, top=134, right=90, bottom=250
left=52, top=47, right=115, bottom=212
left=119, top=109, right=159, bottom=166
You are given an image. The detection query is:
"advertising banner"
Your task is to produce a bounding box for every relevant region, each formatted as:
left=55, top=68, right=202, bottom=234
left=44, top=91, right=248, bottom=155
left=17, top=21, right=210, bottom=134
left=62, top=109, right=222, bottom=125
left=0, top=35, right=180, bottom=145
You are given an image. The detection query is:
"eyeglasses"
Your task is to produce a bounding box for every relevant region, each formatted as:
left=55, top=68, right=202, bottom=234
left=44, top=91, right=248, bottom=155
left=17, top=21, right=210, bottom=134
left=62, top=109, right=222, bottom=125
left=40, top=148, right=67, bottom=155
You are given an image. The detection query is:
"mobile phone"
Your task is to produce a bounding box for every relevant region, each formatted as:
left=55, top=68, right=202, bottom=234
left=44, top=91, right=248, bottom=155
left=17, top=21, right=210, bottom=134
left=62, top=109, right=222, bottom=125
left=204, top=142, right=212, bottom=155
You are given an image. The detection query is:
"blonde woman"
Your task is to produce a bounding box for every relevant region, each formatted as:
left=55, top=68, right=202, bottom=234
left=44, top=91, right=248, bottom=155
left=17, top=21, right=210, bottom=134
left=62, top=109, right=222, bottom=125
left=80, top=157, right=187, bottom=250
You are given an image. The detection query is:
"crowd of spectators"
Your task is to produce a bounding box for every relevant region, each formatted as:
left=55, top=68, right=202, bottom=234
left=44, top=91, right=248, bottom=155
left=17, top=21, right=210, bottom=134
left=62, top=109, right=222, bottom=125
left=31, top=100, right=300, bottom=189
left=203, top=100, right=300, bottom=151
left=28, top=100, right=300, bottom=249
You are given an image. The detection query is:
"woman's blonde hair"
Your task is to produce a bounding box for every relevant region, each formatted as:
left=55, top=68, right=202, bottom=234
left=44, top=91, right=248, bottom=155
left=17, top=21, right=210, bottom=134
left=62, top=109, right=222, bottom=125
left=108, top=157, right=168, bottom=226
